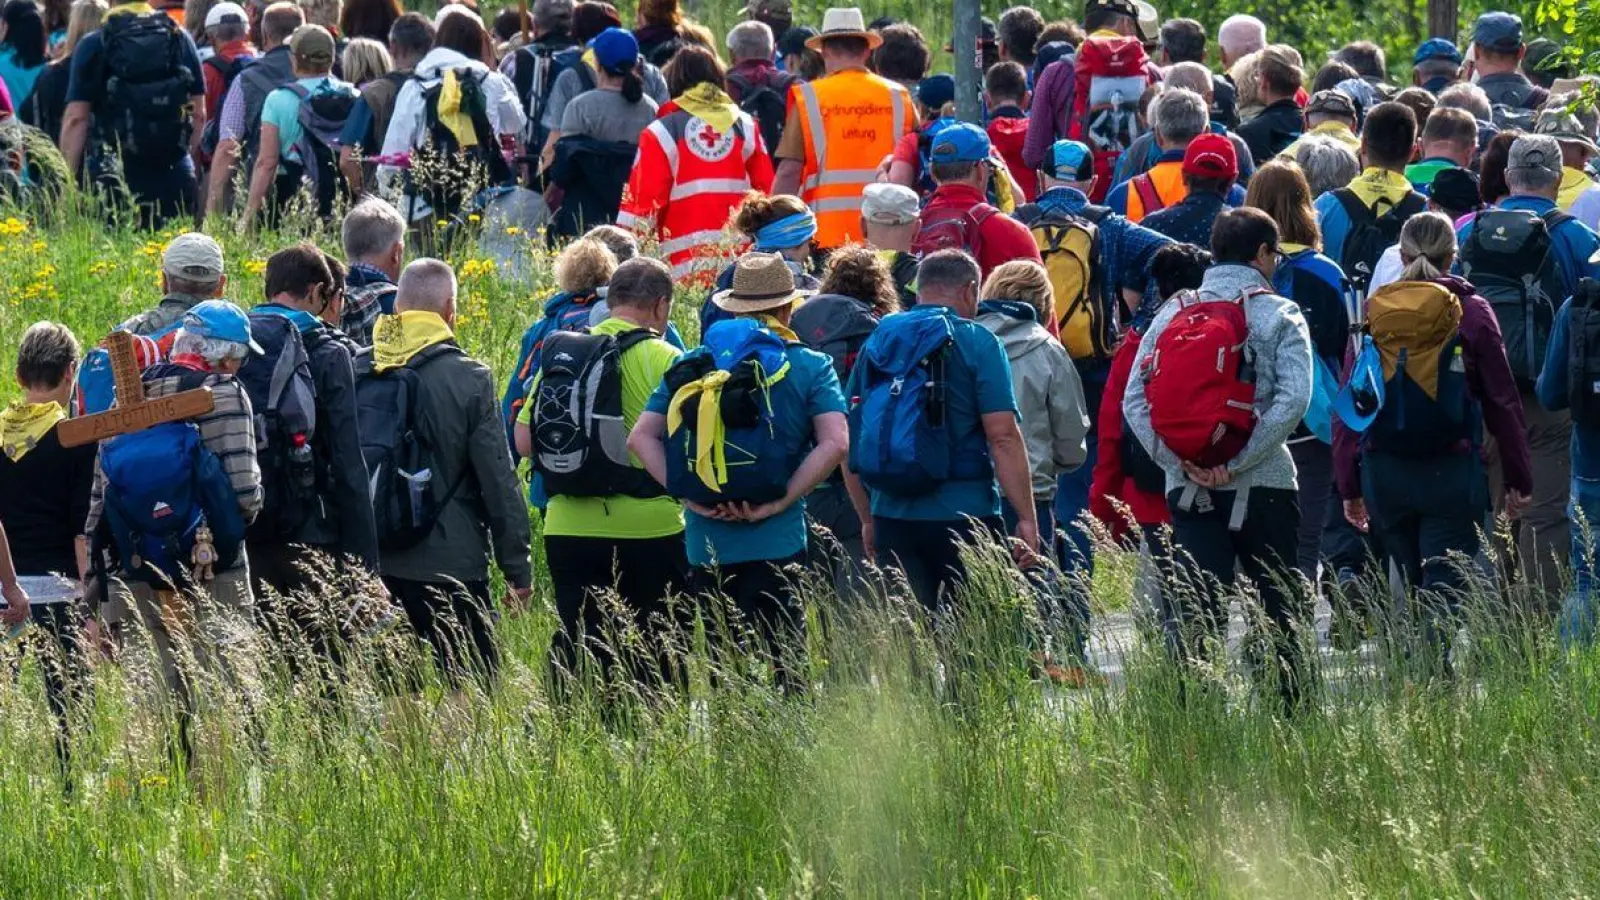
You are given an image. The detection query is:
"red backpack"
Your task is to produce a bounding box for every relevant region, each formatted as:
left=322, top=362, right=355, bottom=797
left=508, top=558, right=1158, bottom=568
left=912, top=203, right=999, bottom=259
left=1142, top=291, right=1260, bottom=467
left=987, top=117, right=1036, bottom=202
left=1069, top=35, right=1154, bottom=202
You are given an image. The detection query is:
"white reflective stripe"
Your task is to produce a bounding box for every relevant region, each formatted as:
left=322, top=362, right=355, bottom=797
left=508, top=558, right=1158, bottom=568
left=814, top=168, right=879, bottom=187
left=660, top=229, right=728, bottom=255
left=672, top=256, right=725, bottom=279
left=890, top=87, right=907, bottom=142
left=802, top=174, right=821, bottom=191
left=648, top=120, right=680, bottom=178
left=799, top=81, right=826, bottom=169
left=814, top=196, right=865, bottom=214
left=669, top=178, right=752, bottom=201
left=616, top=210, right=643, bottom=228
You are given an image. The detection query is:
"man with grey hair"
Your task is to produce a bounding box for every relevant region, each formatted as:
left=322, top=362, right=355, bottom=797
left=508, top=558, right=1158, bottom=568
left=121, top=233, right=230, bottom=341
left=1458, top=131, right=1600, bottom=608
left=1111, top=63, right=1254, bottom=187
left=1216, top=14, right=1265, bottom=68
left=367, top=258, right=531, bottom=687
left=841, top=248, right=1041, bottom=616
left=1436, top=82, right=1500, bottom=151
left=725, top=19, right=794, bottom=151
left=1106, top=87, right=1244, bottom=223
left=1292, top=133, right=1360, bottom=196
left=85, top=299, right=264, bottom=767
left=340, top=197, right=406, bottom=347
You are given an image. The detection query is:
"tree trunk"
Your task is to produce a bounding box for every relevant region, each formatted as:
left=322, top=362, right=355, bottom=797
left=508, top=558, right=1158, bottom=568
left=1428, top=0, right=1459, bottom=39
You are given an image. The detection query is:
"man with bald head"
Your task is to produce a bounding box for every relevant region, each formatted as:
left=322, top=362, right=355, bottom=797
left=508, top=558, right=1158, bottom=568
left=365, top=258, right=532, bottom=688
left=1112, top=63, right=1255, bottom=187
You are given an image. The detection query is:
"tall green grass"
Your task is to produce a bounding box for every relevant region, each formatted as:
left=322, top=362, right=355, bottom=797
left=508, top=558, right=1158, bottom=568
left=2, top=197, right=1600, bottom=898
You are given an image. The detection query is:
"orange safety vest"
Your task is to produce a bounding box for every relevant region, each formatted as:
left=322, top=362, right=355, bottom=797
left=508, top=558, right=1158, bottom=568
left=1125, top=160, right=1187, bottom=224
left=792, top=68, right=914, bottom=249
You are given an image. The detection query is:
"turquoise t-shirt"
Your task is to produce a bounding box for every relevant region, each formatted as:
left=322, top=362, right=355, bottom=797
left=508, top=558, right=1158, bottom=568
left=849, top=305, right=1019, bottom=522
left=261, top=76, right=351, bottom=168
left=646, top=342, right=847, bottom=567
left=0, top=46, right=44, bottom=108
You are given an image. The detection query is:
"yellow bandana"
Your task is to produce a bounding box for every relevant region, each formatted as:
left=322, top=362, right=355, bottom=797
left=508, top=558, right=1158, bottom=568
left=1, top=401, right=65, bottom=461
left=674, top=83, right=739, bottom=134
left=373, top=310, right=456, bottom=371
left=1559, top=166, right=1595, bottom=211
left=756, top=314, right=800, bottom=343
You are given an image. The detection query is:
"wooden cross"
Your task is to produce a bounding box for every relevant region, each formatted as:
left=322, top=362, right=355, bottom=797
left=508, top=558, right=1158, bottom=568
left=58, top=331, right=216, bottom=448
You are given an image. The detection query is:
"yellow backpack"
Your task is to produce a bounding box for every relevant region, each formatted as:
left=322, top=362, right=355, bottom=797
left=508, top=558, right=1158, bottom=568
left=1030, top=208, right=1108, bottom=360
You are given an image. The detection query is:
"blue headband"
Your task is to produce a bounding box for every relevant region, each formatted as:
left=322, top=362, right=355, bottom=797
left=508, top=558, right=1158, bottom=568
left=753, top=210, right=818, bottom=251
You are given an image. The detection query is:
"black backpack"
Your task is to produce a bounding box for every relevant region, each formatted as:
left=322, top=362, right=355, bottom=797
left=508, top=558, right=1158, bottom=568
left=197, top=54, right=248, bottom=155
left=529, top=328, right=664, bottom=499
left=726, top=69, right=794, bottom=153
left=96, top=12, right=196, bottom=165
left=1460, top=207, right=1573, bottom=386
left=511, top=44, right=583, bottom=159
left=1569, top=279, right=1600, bottom=426
left=412, top=67, right=514, bottom=217
left=355, top=343, right=467, bottom=552
left=235, top=314, right=321, bottom=542
left=789, top=293, right=879, bottom=384
left=281, top=81, right=359, bottom=217
left=1332, top=188, right=1426, bottom=299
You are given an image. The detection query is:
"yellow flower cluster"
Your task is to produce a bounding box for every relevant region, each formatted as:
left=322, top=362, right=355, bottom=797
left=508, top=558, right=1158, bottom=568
left=0, top=217, right=27, bottom=237
left=244, top=259, right=267, bottom=276
left=458, top=258, right=496, bottom=280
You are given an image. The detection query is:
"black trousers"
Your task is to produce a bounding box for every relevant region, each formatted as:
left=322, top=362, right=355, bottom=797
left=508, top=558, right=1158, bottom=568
left=383, top=577, right=499, bottom=689
left=1162, top=486, right=1309, bottom=709
left=688, top=553, right=806, bottom=691
left=873, top=515, right=1007, bottom=613
left=28, top=603, right=87, bottom=777
left=545, top=533, right=690, bottom=688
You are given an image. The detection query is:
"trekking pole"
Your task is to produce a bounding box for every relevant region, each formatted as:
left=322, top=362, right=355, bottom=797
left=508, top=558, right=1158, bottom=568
left=952, top=0, right=982, bottom=123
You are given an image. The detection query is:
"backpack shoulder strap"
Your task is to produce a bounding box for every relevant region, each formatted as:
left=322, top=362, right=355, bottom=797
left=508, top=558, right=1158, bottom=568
left=725, top=69, right=752, bottom=96
left=1078, top=204, right=1111, bottom=224
left=1131, top=173, right=1162, bottom=214
left=404, top=341, right=464, bottom=372
left=1332, top=187, right=1371, bottom=224
left=1543, top=208, right=1576, bottom=231
left=614, top=327, right=658, bottom=353
left=575, top=60, right=596, bottom=93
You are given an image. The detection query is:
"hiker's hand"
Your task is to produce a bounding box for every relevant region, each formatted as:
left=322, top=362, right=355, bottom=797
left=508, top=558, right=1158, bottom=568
left=738, top=500, right=790, bottom=523
left=1344, top=498, right=1369, bottom=532
left=1012, top=519, right=1041, bottom=569
left=0, top=581, right=26, bottom=625
left=685, top=501, right=730, bottom=520
left=503, top=586, right=532, bottom=614
left=860, top=520, right=876, bottom=563
left=1505, top=490, right=1531, bottom=520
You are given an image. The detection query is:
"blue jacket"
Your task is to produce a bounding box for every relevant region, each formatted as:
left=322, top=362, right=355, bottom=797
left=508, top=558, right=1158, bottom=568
left=1458, top=196, right=1600, bottom=299
left=1537, top=296, right=1600, bottom=481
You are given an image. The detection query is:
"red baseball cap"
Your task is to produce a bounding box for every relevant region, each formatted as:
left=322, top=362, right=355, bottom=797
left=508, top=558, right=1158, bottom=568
left=1182, top=133, right=1238, bottom=180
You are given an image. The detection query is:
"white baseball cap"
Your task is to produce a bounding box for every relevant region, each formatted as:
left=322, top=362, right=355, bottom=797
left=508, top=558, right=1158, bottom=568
left=204, top=1, right=248, bottom=28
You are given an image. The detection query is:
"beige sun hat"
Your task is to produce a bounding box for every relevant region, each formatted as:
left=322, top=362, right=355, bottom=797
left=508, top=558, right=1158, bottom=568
left=711, top=252, right=814, bottom=313
left=805, top=8, right=883, bottom=51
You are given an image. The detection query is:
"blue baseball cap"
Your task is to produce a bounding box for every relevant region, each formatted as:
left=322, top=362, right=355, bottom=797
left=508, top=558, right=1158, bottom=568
left=916, top=74, right=956, bottom=111
left=182, top=300, right=264, bottom=356
left=1473, top=12, right=1524, bottom=53
left=1333, top=336, right=1385, bottom=432
left=1044, top=139, right=1094, bottom=181
left=928, top=121, right=991, bottom=164
left=1413, top=37, right=1462, bottom=65
left=590, top=27, right=639, bottom=72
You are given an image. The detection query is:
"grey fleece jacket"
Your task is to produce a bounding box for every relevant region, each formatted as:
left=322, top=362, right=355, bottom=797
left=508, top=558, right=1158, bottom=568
left=1122, top=264, right=1313, bottom=497
left=977, top=303, right=1090, bottom=498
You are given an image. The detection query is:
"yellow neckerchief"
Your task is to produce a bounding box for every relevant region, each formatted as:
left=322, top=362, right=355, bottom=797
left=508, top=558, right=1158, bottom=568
left=372, top=310, right=455, bottom=371
left=1346, top=167, right=1415, bottom=211
left=1307, top=120, right=1359, bottom=149
left=436, top=69, right=478, bottom=148
left=1559, top=166, right=1595, bottom=211
left=106, top=1, right=153, bottom=15
left=674, top=82, right=738, bottom=134
left=755, top=314, right=800, bottom=343
left=1281, top=241, right=1314, bottom=255
left=1, top=400, right=65, bottom=462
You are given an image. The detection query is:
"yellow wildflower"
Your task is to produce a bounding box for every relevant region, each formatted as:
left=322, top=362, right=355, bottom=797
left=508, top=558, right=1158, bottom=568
left=244, top=259, right=267, bottom=276
left=0, top=217, right=28, bottom=236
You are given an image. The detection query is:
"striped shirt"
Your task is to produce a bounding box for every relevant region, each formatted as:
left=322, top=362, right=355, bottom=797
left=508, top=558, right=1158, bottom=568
left=85, top=368, right=263, bottom=535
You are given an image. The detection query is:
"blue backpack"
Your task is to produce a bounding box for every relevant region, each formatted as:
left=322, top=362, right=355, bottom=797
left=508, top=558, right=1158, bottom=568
left=848, top=308, right=964, bottom=496
left=100, top=395, right=245, bottom=588
left=662, top=319, right=795, bottom=505
left=75, top=323, right=176, bottom=415
left=1274, top=249, right=1354, bottom=443
left=502, top=290, right=601, bottom=458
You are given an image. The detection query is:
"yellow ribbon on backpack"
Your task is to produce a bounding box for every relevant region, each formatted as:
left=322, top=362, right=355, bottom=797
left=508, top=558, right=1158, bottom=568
left=436, top=69, right=479, bottom=149
left=1365, top=280, right=1462, bottom=399
left=667, top=368, right=733, bottom=494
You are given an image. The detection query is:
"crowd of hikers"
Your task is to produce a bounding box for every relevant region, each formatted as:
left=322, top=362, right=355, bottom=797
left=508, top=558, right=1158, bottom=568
left=7, top=0, right=1600, bottom=774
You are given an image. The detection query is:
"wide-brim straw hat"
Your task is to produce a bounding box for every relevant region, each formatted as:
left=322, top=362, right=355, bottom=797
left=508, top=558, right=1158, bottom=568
left=712, top=252, right=814, bottom=313
left=805, top=8, right=883, bottom=51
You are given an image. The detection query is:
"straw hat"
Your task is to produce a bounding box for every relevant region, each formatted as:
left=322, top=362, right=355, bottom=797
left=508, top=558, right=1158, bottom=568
left=712, top=253, right=814, bottom=313
left=805, top=8, right=883, bottom=51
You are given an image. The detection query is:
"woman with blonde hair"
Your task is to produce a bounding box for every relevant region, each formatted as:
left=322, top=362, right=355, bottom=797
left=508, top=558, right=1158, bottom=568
left=700, top=192, right=820, bottom=332
left=1332, top=211, right=1531, bottom=659
left=1246, top=158, right=1353, bottom=583
left=340, top=36, right=389, bottom=86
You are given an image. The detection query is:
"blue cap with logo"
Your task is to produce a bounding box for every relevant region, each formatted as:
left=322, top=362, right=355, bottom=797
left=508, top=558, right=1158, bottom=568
left=590, top=27, right=640, bottom=72
left=1045, top=139, right=1094, bottom=181
left=183, top=300, right=265, bottom=356
left=927, top=121, right=992, bottom=164
left=1413, top=37, right=1462, bottom=65
left=916, top=74, right=956, bottom=112
left=1473, top=12, right=1524, bottom=53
